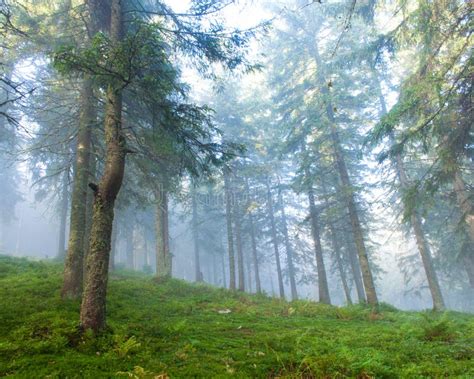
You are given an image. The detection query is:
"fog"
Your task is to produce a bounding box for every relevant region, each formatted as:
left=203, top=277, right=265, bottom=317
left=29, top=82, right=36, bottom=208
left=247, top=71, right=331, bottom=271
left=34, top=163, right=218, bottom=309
left=1, top=0, right=472, bottom=318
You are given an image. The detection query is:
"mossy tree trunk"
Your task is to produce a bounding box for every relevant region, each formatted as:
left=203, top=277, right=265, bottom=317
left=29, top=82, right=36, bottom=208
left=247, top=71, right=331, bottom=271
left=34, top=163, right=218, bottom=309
left=79, top=0, right=125, bottom=333
left=62, top=0, right=100, bottom=299
left=62, top=79, right=95, bottom=298
left=57, top=170, right=69, bottom=260
left=266, top=179, right=285, bottom=299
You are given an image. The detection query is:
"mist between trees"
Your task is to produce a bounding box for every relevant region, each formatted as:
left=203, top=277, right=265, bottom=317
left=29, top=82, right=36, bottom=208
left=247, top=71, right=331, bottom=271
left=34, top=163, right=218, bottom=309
left=0, top=0, right=473, bottom=337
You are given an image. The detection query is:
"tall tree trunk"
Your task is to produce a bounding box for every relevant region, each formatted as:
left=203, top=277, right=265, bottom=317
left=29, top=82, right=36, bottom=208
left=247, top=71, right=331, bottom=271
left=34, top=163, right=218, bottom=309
left=192, top=186, right=202, bottom=282
left=163, top=191, right=171, bottom=275
left=57, top=170, right=69, bottom=260
left=329, top=124, right=378, bottom=305
left=156, top=187, right=171, bottom=278
left=62, top=79, right=95, bottom=298
left=224, top=169, right=236, bottom=290
left=376, top=77, right=445, bottom=310
left=320, top=179, right=352, bottom=304
left=307, top=186, right=331, bottom=304
left=80, top=0, right=125, bottom=332
left=62, top=0, right=100, bottom=298
left=248, top=211, right=261, bottom=294
left=245, top=178, right=261, bottom=293
left=313, top=43, right=378, bottom=306
left=278, top=189, right=298, bottom=300
left=234, top=193, right=245, bottom=291
left=266, top=179, right=285, bottom=298
left=221, top=246, right=227, bottom=288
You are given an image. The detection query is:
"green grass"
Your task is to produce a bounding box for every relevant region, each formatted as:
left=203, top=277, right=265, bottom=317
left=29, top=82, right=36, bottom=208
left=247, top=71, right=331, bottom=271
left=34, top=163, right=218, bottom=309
left=0, top=255, right=473, bottom=378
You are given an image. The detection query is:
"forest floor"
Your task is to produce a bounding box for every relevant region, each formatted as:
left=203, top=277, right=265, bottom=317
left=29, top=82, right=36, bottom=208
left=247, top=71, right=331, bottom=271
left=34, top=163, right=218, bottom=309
left=0, top=255, right=473, bottom=378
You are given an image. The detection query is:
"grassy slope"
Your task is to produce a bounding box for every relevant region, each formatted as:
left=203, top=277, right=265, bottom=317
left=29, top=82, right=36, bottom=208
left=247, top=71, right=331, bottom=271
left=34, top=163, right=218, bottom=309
left=0, top=256, right=473, bottom=378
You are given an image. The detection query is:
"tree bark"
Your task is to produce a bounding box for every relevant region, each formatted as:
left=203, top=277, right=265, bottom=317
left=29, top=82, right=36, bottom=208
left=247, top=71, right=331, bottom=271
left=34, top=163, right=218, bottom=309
left=266, top=179, right=285, bottom=298
left=278, top=189, right=298, bottom=300
left=83, top=149, right=96, bottom=270
left=79, top=0, right=125, bottom=332
left=224, top=169, right=236, bottom=290
left=57, top=170, right=69, bottom=260
left=62, top=79, right=95, bottom=298
left=109, top=216, right=118, bottom=271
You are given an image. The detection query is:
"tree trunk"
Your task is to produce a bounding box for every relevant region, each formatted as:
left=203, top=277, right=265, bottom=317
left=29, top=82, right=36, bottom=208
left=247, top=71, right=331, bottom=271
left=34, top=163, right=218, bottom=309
left=248, top=211, right=261, bottom=294
left=320, top=179, right=352, bottom=304
left=245, top=178, right=261, bottom=293
left=307, top=186, right=331, bottom=304
left=330, top=224, right=352, bottom=305
left=79, top=0, right=125, bottom=332
left=278, top=189, right=298, bottom=300
left=376, top=77, right=445, bottom=310
left=453, top=169, right=474, bottom=242
left=163, top=191, right=171, bottom=275
left=462, top=250, right=474, bottom=288
left=156, top=188, right=171, bottom=278
left=62, top=79, right=95, bottom=298
left=330, top=125, right=378, bottom=305
left=266, top=179, right=285, bottom=298
left=62, top=0, right=100, bottom=299
left=234, top=193, right=245, bottom=291
left=192, top=186, right=202, bottom=282
left=326, top=216, right=352, bottom=305
left=344, top=231, right=366, bottom=302
left=224, top=169, right=236, bottom=290
left=83, top=149, right=96, bottom=271
left=57, top=170, right=69, bottom=260
left=221, top=246, right=227, bottom=288
left=109, top=216, right=118, bottom=271
left=313, top=42, right=377, bottom=306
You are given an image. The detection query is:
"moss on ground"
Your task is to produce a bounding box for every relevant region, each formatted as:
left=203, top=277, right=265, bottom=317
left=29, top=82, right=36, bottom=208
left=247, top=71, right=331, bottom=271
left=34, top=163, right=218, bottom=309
left=0, top=255, right=473, bottom=378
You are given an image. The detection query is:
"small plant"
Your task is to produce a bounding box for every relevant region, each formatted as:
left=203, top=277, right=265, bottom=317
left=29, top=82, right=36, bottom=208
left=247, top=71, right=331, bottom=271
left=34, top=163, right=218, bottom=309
left=114, top=335, right=141, bottom=357
left=420, top=314, right=455, bottom=342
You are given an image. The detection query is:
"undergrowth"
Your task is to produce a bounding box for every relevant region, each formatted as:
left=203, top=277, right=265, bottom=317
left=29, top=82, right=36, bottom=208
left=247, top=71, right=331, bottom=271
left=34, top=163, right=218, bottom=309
left=0, top=255, right=473, bottom=378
